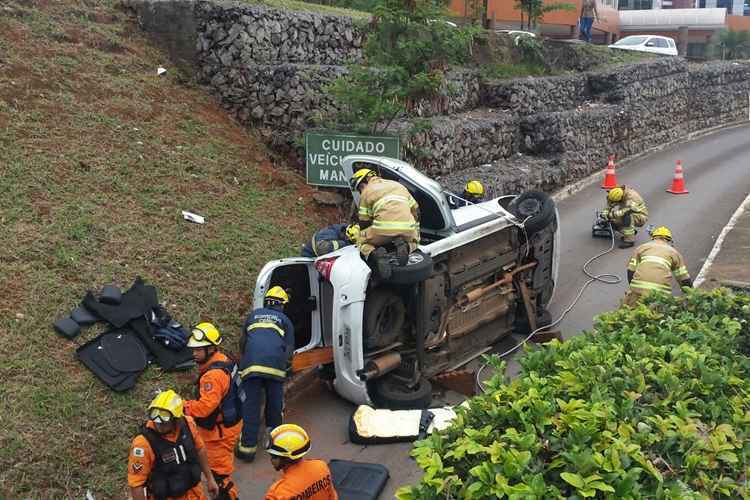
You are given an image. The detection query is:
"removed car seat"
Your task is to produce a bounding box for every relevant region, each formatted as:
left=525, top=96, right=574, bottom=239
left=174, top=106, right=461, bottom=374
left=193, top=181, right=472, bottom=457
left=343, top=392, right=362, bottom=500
left=76, top=329, right=148, bottom=392
left=329, top=460, right=389, bottom=500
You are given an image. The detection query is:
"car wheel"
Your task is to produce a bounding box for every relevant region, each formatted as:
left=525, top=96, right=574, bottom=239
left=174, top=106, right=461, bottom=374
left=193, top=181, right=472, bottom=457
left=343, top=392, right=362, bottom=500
left=371, top=375, right=433, bottom=410
left=509, top=191, right=555, bottom=235
left=364, top=289, right=406, bottom=351
left=384, top=250, right=434, bottom=285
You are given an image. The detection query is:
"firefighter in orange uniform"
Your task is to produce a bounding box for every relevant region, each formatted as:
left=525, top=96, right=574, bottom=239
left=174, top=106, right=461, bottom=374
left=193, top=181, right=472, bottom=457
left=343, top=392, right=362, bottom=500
left=183, top=323, right=243, bottom=499
left=264, top=424, right=338, bottom=500
left=127, top=390, right=218, bottom=500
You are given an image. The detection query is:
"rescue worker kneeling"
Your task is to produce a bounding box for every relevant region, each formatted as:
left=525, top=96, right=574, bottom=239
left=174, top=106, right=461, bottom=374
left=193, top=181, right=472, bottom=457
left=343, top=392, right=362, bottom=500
left=602, top=186, right=649, bottom=248
left=448, top=180, right=485, bottom=208
left=127, top=390, right=219, bottom=500
left=349, top=168, right=419, bottom=279
left=183, top=323, right=242, bottom=500
left=264, top=424, right=338, bottom=500
left=301, top=223, right=360, bottom=258
left=622, top=226, right=692, bottom=308
left=235, top=286, right=295, bottom=463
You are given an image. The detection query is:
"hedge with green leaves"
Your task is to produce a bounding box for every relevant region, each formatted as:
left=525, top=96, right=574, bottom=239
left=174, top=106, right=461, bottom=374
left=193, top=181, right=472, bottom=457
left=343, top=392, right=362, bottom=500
left=398, top=289, right=750, bottom=499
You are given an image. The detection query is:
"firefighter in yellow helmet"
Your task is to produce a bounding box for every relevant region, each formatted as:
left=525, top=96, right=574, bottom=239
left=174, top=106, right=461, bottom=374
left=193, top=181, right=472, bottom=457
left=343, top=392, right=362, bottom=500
left=264, top=424, right=338, bottom=500
left=236, top=286, right=295, bottom=463
left=622, top=226, right=693, bottom=308
left=602, top=186, right=649, bottom=248
left=448, top=180, right=486, bottom=208
left=183, top=323, right=242, bottom=499
left=127, top=390, right=219, bottom=500
left=349, top=167, right=419, bottom=279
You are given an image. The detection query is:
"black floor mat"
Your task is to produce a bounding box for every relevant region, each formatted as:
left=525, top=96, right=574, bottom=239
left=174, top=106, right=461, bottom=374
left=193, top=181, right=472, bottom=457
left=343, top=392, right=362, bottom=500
left=76, top=329, right=147, bottom=392
left=329, top=460, right=389, bottom=500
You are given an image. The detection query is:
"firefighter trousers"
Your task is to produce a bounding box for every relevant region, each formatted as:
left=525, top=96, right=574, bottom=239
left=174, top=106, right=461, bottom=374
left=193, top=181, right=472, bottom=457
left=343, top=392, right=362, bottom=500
left=358, top=227, right=418, bottom=258
left=239, top=377, right=284, bottom=452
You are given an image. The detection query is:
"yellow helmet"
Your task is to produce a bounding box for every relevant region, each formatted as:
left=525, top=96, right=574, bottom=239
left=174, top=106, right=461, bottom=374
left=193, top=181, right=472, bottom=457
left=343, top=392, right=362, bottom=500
left=187, top=322, right=222, bottom=348
left=148, top=390, right=184, bottom=422
left=265, top=286, right=290, bottom=305
left=267, top=424, right=311, bottom=460
left=651, top=226, right=672, bottom=241
left=349, top=168, right=375, bottom=191
left=607, top=187, right=624, bottom=203
left=345, top=223, right=360, bottom=242
left=465, top=180, right=485, bottom=197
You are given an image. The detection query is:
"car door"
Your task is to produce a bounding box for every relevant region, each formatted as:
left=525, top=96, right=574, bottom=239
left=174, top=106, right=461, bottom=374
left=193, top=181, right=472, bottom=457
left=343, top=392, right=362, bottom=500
left=253, top=258, right=323, bottom=353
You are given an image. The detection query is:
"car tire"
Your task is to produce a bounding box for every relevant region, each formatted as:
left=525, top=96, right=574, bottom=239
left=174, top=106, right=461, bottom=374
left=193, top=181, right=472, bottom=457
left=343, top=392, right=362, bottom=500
left=384, top=250, right=434, bottom=285
left=509, top=191, right=555, bottom=235
left=371, top=375, right=433, bottom=410
left=364, top=289, right=406, bottom=351
left=513, top=309, right=553, bottom=334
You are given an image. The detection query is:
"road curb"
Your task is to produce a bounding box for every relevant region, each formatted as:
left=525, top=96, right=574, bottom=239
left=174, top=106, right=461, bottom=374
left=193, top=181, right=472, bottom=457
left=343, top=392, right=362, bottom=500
left=552, top=120, right=750, bottom=204
left=694, top=191, right=750, bottom=288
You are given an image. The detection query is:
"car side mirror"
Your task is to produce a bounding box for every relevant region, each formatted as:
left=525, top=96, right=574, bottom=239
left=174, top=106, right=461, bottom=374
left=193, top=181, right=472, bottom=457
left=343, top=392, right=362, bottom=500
left=645, top=41, right=655, bottom=47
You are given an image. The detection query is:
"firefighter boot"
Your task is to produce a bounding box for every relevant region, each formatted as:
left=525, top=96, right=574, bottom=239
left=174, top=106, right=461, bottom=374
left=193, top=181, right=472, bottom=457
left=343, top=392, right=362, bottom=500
left=619, top=235, right=635, bottom=249
left=393, top=237, right=409, bottom=266
left=370, top=247, right=392, bottom=280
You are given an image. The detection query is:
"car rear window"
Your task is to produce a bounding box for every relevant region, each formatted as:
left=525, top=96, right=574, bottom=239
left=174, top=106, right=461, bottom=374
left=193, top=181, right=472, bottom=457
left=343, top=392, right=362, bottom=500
left=615, top=36, right=648, bottom=46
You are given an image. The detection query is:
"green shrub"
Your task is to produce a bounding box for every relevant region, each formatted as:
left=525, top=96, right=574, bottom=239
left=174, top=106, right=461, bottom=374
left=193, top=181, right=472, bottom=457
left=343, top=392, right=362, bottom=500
left=398, top=289, right=750, bottom=499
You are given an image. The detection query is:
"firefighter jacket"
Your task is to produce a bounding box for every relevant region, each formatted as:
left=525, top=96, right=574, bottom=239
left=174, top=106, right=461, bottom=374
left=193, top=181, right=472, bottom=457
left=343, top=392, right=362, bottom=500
left=627, top=239, right=691, bottom=296
left=184, top=351, right=242, bottom=435
left=264, top=459, right=339, bottom=500
left=127, top=417, right=206, bottom=500
left=301, top=223, right=350, bottom=257
left=608, top=187, right=648, bottom=219
left=240, top=307, right=295, bottom=381
left=358, top=177, right=419, bottom=237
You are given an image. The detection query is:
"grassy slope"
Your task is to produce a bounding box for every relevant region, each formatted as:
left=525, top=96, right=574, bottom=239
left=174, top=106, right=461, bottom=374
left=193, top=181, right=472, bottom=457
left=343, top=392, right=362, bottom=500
left=0, top=1, right=335, bottom=497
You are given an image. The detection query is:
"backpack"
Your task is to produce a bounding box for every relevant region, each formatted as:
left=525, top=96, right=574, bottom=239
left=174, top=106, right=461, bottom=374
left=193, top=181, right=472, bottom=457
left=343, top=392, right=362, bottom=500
left=195, top=361, right=246, bottom=429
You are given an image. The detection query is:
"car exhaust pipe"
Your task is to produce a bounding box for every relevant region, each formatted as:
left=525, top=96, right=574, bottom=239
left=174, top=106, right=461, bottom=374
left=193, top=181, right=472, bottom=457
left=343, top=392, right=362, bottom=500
left=357, top=352, right=402, bottom=381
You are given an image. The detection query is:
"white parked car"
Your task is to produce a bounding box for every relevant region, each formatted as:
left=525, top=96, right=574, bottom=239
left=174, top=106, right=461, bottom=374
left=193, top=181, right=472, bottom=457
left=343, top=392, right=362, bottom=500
left=254, top=156, right=559, bottom=408
left=609, top=35, right=678, bottom=56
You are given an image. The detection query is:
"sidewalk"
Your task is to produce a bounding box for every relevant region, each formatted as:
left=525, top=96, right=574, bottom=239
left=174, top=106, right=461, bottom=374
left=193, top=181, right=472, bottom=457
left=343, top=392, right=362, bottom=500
left=696, top=194, right=750, bottom=291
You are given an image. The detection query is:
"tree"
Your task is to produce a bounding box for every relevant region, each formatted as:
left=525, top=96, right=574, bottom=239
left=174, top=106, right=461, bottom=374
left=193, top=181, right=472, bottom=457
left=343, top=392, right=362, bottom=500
left=718, top=29, right=750, bottom=60
left=326, top=0, right=479, bottom=133
left=513, top=0, right=575, bottom=32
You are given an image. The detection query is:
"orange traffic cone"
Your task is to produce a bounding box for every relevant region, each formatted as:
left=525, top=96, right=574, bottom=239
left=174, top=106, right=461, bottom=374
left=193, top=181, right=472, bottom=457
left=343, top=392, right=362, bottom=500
left=601, top=155, right=618, bottom=190
left=666, top=160, right=689, bottom=195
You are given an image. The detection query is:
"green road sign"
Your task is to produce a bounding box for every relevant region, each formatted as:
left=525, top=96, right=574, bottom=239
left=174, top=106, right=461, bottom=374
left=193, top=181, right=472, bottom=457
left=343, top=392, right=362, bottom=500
left=305, top=132, right=400, bottom=187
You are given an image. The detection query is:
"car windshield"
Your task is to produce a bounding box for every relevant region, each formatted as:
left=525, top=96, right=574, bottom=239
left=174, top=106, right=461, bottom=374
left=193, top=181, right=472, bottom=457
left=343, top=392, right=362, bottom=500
left=615, top=36, right=648, bottom=46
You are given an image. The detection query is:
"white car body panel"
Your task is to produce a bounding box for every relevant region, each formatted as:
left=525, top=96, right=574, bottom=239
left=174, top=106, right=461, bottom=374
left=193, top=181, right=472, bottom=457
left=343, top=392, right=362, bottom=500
left=609, top=35, right=678, bottom=56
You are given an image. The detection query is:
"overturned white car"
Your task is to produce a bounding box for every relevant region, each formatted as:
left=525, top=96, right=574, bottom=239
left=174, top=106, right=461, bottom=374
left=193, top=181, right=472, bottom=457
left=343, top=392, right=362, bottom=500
left=254, top=156, right=559, bottom=408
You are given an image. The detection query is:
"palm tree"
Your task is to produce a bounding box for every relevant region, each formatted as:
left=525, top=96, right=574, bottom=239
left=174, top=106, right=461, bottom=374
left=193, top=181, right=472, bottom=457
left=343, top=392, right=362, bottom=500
left=718, top=29, right=750, bottom=60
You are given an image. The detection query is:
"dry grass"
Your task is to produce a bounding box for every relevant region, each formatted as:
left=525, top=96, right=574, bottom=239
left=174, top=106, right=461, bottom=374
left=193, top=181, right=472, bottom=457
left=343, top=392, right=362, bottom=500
left=0, top=0, right=335, bottom=497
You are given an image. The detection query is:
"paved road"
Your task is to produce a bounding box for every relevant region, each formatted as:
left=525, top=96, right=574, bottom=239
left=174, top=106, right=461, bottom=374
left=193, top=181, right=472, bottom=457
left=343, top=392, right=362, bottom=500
left=234, top=124, right=750, bottom=499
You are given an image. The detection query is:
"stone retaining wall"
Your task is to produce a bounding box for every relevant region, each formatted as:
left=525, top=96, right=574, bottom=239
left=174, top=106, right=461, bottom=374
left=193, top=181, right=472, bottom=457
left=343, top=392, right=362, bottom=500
left=126, top=0, right=750, bottom=195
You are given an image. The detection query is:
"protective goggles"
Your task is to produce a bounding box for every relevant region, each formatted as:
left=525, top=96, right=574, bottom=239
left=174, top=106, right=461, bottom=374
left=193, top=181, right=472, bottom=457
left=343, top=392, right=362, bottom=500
left=191, top=328, right=216, bottom=343
left=149, top=408, right=173, bottom=423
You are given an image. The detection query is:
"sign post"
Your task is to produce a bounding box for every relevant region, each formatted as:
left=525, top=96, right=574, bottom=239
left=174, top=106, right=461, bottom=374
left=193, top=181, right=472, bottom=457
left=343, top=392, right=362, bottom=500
left=305, top=132, right=400, bottom=187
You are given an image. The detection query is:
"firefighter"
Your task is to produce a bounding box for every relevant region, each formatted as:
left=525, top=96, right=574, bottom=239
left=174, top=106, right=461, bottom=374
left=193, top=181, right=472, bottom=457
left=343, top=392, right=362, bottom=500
left=127, top=390, right=219, bottom=500
left=448, top=180, right=486, bottom=208
left=183, top=323, right=242, bottom=499
left=235, top=286, right=295, bottom=463
left=602, top=185, right=649, bottom=248
left=349, top=168, right=419, bottom=279
left=300, top=223, right=360, bottom=258
left=264, top=424, right=338, bottom=500
left=622, top=226, right=693, bottom=308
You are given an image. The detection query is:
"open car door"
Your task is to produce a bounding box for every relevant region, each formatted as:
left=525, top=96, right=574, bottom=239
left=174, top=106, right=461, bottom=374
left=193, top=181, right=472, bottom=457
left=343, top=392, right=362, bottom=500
left=254, top=258, right=323, bottom=355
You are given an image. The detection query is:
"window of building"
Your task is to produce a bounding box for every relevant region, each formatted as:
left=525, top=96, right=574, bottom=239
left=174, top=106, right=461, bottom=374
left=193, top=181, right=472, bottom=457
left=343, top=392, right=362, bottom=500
left=699, top=0, right=706, bottom=7
left=717, top=0, right=733, bottom=14
left=618, top=0, right=652, bottom=8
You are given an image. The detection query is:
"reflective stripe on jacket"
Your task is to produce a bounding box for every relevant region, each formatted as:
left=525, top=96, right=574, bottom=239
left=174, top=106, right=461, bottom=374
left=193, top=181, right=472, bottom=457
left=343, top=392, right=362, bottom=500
left=240, top=307, right=295, bottom=381
left=627, top=239, right=690, bottom=296
left=358, top=177, right=419, bottom=236
left=609, top=187, right=648, bottom=219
